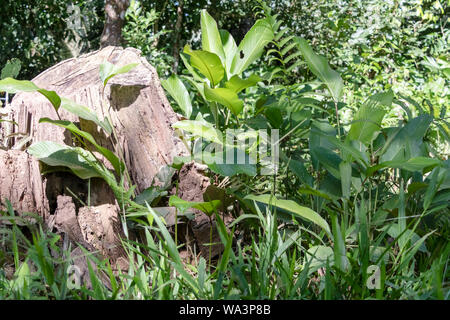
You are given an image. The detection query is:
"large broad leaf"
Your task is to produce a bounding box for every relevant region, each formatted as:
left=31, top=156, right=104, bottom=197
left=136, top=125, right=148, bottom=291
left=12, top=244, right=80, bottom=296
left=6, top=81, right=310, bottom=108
left=0, top=77, right=38, bottom=93
left=339, top=161, right=352, bottom=199
left=366, top=157, right=441, bottom=176
left=219, top=30, right=238, bottom=78
left=161, top=75, right=192, bottom=119
left=204, top=85, right=243, bottom=116
left=311, top=124, right=369, bottom=167
left=99, top=62, right=139, bottom=87
left=230, top=18, right=274, bottom=76
left=296, top=38, right=343, bottom=102
left=200, top=10, right=225, bottom=64
left=287, top=157, right=314, bottom=186
left=38, top=118, right=124, bottom=174
left=379, top=115, right=433, bottom=162
left=225, top=74, right=261, bottom=93
left=202, top=150, right=257, bottom=177
left=305, top=245, right=334, bottom=275
left=180, top=54, right=205, bottom=82
left=245, top=194, right=331, bottom=236
left=60, top=98, right=111, bottom=134
left=184, top=45, right=224, bottom=87
left=182, top=76, right=207, bottom=102
left=169, top=195, right=221, bottom=216
left=309, top=120, right=342, bottom=177
left=173, top=120, right=223, bottom=144
left=348, top=91, right=393, bottom=144
left=36, top=89, right=61, bottom=112
left=313, top=147, right=342, bottom=179
left=175, top=149, right=257, bottom=177
left=28, top=141, right=102, bottom=179
left=0, top=78, right=61, bottom=111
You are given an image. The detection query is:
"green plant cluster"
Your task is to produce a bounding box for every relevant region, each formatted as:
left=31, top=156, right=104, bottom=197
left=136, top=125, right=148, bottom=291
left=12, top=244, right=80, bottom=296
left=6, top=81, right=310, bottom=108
left=0, top=1, right=449, bottom=300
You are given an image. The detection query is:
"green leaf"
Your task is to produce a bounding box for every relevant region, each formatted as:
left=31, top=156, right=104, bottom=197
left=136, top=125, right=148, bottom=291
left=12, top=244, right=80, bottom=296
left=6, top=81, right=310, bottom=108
left=0, top=78, right=61, bottom=112
left=180, top=53, right=205, bottom=82
left=225, top=74, right=261, bottom=93
left=296, top=38, right=343, bottom=102
left=161, top=75, right=192, bottom=118
left=60, top=98, right=111, bottom=134
left=204, top=85, right=243, bottom=116
left=312, top=146, right=342, bottom=179
left=230, top=18, right=274, bottom=76
left=331, top=214, right=350, bottom=272
left=169, top=195, right=221, bottom=216
left=219, top=30, right=238, bottom=78
left=37, top=89, right=61, bottom=111
left=146, top=205, right=199, bottom=293
left=348, top=91, right=393, bottom=144
left=311, top=124, right=369, bottom=167
left=199, top=150, right=257, bottom=177
left=398, top=230, right=434, bottom=272
left=339, top=161, right=352, bottom=199
left=38, top=118, right=124, bottom=175
left=0, top=77, right=39, bottom=93
left=309, top=120, right=337, bottom=170
left=305, top=245, right=334, bottom=274
left=13, top=261, right=30, bottom=297
left=379, top=115, right=433, bottom=162
left=423, top=167, right=444, bottom=211
left=201, top=10, right=225, bottom=63
left=366, top=157, right=441, bottom=177
left=287, top=158, right=314, bottom=186
left=134, top=187, right=165, bottom=206
left=27, top=141, right=102, bottom=179
left=173, top=120, right=223, bottom=144
left=183, top=45, right=224, bottom=87
left=99, top=62, right=139, bottom=87
left=245, top=194, right=331, bottom=236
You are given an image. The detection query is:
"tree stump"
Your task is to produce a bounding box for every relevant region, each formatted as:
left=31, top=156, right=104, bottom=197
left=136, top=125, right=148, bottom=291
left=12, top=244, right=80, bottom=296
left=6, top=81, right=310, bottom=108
left=0, top=46, right=188, bottom=268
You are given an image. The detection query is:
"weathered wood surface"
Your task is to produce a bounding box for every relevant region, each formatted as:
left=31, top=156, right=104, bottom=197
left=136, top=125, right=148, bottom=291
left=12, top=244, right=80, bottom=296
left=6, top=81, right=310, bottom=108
left=0, top=46, right=232, bottom=268
left=0, top=149, right=49, bottom=220
left=0, top=46, right=187, bottom=269
left=1, top=46, right=188, bottom=193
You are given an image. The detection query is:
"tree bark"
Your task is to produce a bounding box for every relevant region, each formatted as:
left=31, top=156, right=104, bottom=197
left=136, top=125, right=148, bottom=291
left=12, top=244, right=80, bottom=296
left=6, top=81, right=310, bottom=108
left=100, top=0, right=130, bottom=48
left=172, top=0, right=184, bottom=73
left=0, top=46, right=188, bottom=264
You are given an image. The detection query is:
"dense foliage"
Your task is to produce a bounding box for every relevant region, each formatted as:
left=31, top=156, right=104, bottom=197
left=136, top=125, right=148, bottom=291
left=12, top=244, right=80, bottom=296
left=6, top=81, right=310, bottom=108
left=0, top=0, right=449, bottom=300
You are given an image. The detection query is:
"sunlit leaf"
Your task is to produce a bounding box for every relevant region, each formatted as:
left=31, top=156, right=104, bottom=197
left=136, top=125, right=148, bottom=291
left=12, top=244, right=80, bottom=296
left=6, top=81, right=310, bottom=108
left=245, top=194, right=331, bottom=235
left=230, top=18, right=274, bottom=76
left=99, top=62, right=139, bottom=87
left=296, top=38, right=343, bottom=102
left=204, top=85, right=243, bottom=116
left=184, top=45, right=224, bottom=87
left=161, top=75, right=192, bottom=118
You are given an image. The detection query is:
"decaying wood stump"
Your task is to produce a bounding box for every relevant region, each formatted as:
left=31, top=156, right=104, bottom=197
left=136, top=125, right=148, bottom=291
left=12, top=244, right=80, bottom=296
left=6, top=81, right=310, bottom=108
left=174, top=162, right=234, bottom=259
left=0, top=46, right=231, bottom=270
left=0, top=46, right=187, bottom=267
left=2, top=46, right=188, bottom=193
